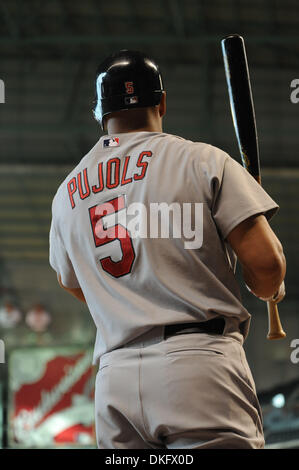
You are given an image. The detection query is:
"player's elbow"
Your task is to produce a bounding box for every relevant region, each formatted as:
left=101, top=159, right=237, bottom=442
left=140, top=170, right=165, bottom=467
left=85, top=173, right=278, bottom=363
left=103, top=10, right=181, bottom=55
left=246, top=244, right=286, bottom=298
left=227, top=214, right=286, bottom=298
left=255, top=249, right=285, bottom=282
left=58, top=275, right=86, bottom=303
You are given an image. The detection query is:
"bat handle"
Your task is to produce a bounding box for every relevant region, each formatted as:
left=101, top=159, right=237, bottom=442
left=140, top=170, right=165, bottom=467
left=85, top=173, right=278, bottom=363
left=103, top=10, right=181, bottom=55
left=266, top=300, right=286, bottom=340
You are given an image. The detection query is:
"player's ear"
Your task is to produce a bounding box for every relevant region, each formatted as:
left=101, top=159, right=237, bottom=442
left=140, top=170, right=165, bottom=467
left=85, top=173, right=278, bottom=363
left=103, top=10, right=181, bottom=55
left=159, top=91, right=166, bottom=117
left=102, top=116, right=108, bottom=132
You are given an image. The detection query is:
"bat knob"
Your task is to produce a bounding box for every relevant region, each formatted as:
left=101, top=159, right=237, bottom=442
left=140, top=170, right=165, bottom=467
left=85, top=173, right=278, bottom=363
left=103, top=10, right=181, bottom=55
left=267, top=330, right=287, bottom=340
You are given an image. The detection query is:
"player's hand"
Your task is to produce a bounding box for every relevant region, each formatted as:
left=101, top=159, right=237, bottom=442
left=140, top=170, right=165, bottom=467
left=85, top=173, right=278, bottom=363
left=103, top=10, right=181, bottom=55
left=245, top=281, right=286, bottom=304
left=259, top=281, right=286, bottom=304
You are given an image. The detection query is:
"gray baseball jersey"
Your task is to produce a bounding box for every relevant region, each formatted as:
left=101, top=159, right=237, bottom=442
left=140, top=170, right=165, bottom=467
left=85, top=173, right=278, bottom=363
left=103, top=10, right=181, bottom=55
left=49, top=131, right=278, bottom=364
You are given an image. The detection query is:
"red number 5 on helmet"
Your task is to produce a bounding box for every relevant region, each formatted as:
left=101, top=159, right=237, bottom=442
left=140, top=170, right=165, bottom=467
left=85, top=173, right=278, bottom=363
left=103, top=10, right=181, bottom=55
left=125, top=81, right=134, bottom=94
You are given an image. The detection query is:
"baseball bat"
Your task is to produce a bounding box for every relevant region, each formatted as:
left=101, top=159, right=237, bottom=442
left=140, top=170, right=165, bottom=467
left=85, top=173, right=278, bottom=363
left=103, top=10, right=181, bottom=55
left=221, top=34, right=286, bottom=340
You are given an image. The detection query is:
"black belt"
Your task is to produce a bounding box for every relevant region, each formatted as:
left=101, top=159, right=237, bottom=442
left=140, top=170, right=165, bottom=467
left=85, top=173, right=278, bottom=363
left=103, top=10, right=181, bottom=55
left=164, top=318, right=225, bottom=339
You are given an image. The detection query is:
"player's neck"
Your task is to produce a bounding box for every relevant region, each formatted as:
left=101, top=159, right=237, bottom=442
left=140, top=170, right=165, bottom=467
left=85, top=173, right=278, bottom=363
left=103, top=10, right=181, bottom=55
left=106, top=116, right=163, bottom=135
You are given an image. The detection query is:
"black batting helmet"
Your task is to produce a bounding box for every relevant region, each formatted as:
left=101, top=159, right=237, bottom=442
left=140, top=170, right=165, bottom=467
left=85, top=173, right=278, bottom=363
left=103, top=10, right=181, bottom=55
left=93, top=50, right=164, bottom=130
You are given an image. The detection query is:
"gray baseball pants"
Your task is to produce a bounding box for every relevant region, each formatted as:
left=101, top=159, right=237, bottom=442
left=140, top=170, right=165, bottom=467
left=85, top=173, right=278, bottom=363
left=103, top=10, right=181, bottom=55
left=95, top=326, right=264, bottom=449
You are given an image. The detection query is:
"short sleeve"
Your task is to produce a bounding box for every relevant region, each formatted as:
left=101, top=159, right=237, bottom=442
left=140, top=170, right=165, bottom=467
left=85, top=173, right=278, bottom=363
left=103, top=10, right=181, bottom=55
left=49, top=219, right=80, bottom=288
left=212, top=156, right=279, bottom=240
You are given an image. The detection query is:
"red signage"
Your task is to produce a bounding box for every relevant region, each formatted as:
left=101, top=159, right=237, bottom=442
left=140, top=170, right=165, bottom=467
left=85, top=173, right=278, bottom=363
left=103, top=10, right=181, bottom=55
left=8, top=347, right=96, bottom=447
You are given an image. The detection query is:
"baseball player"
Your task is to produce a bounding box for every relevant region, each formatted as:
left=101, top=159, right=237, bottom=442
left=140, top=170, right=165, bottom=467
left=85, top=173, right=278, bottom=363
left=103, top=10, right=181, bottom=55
left=49, top=50, right=286, bottom=449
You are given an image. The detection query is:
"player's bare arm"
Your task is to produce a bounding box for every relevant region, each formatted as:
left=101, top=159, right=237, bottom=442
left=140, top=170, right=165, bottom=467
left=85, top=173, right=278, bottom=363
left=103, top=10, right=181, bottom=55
left=227, top=214, right=286, bottom=300
left=58, top=275, right=86, bottom=303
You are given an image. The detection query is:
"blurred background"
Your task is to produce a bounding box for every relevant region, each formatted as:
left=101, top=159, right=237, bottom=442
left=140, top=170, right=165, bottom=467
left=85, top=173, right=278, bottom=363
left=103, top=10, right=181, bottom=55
left=0, top=0, right=298, bottom=449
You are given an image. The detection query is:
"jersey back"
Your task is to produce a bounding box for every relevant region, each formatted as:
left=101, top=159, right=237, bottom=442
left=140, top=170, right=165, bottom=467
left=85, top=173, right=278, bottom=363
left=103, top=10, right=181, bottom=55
left=50, top=131, right=278, bottom=363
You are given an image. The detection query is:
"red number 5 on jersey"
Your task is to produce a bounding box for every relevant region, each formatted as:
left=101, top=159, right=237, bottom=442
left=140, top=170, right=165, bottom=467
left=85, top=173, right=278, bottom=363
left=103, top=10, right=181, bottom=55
left=89, top=195, right=135, bottom=278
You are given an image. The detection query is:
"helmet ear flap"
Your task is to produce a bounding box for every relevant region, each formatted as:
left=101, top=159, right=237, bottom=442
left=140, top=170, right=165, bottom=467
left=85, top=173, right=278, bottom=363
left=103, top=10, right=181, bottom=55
left=93, top=50, right=164, bottom=127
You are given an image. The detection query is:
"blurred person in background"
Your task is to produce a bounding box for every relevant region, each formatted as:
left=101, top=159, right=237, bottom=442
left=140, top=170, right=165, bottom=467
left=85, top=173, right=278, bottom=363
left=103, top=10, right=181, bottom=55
left=25, top=303, right=52, bottom=345
left=25, top=303, right=51, bottom=333
left=0, top=301, right=22, bottom=329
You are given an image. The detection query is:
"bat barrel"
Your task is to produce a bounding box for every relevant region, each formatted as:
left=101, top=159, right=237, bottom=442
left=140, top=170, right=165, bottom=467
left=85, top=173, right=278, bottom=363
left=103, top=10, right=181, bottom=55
left=221, top=34, right=260, bottom=180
